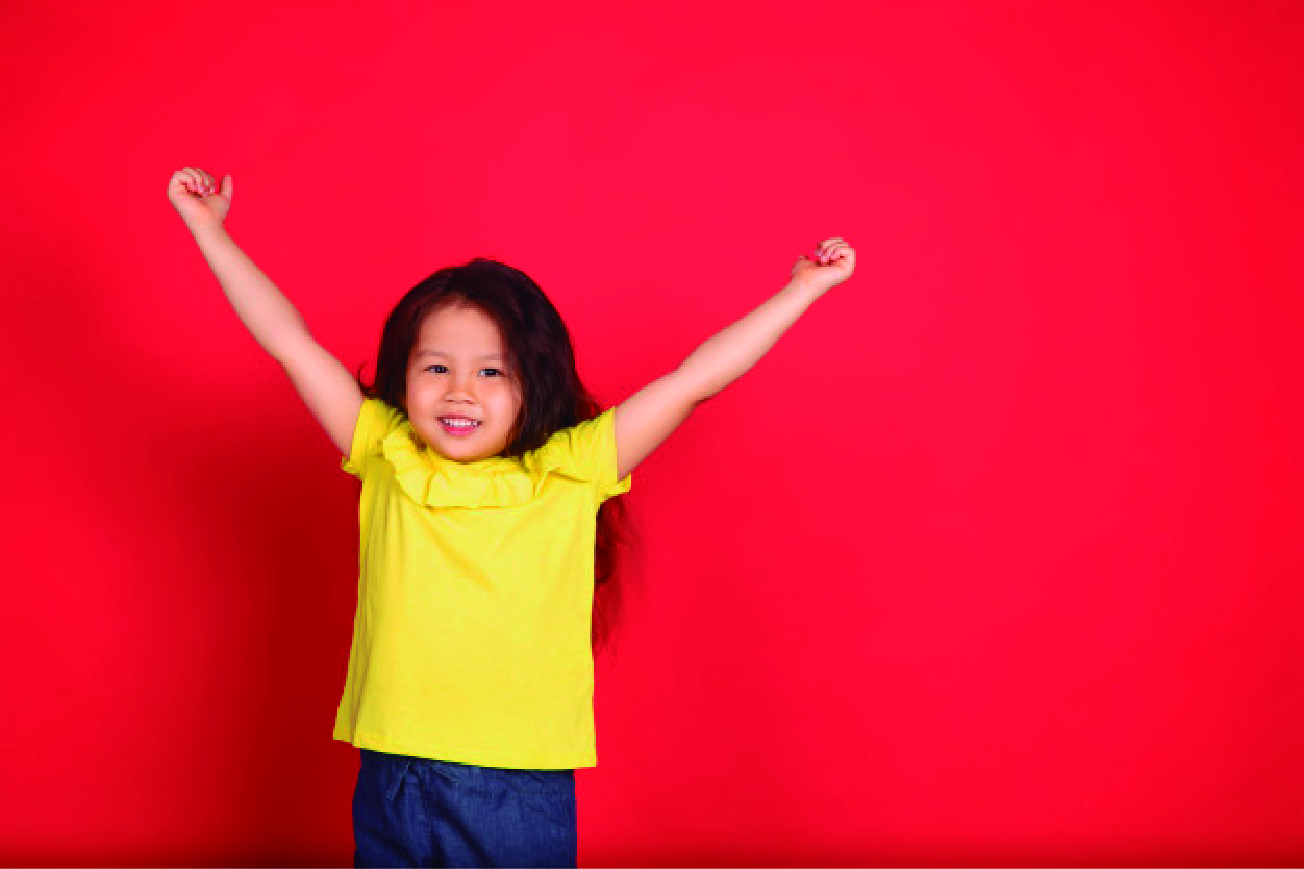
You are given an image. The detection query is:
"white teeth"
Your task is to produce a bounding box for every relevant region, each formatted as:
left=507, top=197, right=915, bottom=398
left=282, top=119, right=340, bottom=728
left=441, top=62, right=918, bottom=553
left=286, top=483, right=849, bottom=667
left=441, top=418, right=479, bottom=428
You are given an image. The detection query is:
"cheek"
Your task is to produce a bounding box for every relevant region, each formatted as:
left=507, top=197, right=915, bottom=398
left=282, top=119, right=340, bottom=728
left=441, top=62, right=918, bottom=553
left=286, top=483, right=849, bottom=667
left=495, top=392, right=522, bottom=421
left=407, top=377, right=440, bottom=404
left=497, top=379, right=522, bottom=408
left=498, top=388, right=524, bottom=431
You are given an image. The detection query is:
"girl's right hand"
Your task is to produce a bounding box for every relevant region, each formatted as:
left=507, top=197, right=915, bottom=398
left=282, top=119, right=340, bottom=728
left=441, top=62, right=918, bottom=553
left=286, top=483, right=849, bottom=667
left=167, top=166, right=232, bottom=231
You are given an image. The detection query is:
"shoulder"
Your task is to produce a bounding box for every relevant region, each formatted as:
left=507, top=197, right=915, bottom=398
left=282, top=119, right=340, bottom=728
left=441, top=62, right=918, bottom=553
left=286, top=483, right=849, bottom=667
left=526, top=408, right=628, bottom=501
left=361, top=397, right=407, bottom=429
left=536, top=408, right=616, bottom=455
left=341, top=397, right=408, bottom=479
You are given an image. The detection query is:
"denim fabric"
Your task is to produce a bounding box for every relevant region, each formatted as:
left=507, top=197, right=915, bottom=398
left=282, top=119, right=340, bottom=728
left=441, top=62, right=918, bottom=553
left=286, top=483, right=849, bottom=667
left=352, top=747, right=577, bottom=868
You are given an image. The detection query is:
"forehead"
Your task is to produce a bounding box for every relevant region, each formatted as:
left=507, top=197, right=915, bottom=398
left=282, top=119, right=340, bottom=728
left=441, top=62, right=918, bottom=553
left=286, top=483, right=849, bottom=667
left=414, top=304, right=505, bottom=353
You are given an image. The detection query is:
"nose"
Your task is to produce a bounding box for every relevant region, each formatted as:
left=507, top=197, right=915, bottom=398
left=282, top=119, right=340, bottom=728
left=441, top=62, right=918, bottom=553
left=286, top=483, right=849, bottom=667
left=443, top=371, right=478, bottom=402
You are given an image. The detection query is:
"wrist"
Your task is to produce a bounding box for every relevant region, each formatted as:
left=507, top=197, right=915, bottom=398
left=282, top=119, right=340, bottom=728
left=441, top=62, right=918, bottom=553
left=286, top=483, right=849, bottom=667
left=785, top=277, right=830, bottom=302
left=190, top=220, right=229, bottom=240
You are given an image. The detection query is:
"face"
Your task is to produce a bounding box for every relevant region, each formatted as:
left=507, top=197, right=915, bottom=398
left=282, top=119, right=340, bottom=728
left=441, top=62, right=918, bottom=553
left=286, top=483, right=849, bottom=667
left=404, top=303, right=524, bottom=462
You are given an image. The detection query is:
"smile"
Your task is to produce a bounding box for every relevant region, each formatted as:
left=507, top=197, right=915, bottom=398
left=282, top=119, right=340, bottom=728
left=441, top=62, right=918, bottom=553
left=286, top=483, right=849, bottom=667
left=439, top=418, right=481, bottom=436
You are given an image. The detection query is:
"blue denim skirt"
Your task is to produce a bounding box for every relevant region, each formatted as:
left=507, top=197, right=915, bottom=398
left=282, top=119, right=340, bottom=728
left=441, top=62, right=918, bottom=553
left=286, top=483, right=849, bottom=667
left=352, top=747, right=577, bottom=868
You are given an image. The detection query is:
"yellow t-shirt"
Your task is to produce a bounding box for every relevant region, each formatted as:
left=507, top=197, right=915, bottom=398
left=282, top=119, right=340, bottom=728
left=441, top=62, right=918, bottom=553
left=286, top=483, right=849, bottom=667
left=333, top=397, right=631, bottom=770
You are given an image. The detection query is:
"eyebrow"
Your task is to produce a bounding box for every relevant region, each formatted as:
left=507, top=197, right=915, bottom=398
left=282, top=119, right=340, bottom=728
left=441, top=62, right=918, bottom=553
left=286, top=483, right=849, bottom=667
left=417, top=351, right=505, bottom=360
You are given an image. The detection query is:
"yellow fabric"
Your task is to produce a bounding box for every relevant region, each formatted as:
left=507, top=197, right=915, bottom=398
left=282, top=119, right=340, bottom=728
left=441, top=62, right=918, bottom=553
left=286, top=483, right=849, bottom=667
left=333, top=398, right=631, bottom=770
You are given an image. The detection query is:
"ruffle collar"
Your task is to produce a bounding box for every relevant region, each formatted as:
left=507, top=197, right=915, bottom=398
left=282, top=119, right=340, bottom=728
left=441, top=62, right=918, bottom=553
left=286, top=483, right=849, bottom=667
left=380, top=421, right=586, bottom=508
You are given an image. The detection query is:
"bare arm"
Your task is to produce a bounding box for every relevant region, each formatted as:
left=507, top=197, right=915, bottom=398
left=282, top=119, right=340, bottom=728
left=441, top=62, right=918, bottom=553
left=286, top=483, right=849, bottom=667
left=615, top=238, right=856, bottom=480
left=675, top=277, right=827, bottom=402
left=191, top=222, right=361, bottom=453
left=169, top=168, right=310, bottom=362
left=169, top=167, right=363, bottom=455
left=613, top=280, right=823, bottom=480
left=190, top=222, right=312, bottom=364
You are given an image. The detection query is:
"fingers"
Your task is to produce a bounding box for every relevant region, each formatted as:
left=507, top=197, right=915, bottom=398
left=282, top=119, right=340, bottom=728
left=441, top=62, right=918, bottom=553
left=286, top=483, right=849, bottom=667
left=171, top=170, right=200, bottom=197
left=172, top=166, right=220, bottom=196
left=811, top=237, right=851, bottom=264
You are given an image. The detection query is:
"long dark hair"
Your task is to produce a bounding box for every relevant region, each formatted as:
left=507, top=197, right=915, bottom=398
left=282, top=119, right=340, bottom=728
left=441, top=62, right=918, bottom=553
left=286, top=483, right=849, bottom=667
left=351, top=257, right=638, bottom=659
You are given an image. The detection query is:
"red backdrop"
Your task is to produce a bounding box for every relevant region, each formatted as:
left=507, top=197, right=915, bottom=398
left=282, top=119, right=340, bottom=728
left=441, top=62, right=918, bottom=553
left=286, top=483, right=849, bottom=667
left=2, top=1, right=1301, bottom=865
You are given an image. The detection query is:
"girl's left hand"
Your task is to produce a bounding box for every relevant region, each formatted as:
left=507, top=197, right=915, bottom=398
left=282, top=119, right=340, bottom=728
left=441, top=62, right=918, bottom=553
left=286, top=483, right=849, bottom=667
left=790, top=237, right=855, bottom=294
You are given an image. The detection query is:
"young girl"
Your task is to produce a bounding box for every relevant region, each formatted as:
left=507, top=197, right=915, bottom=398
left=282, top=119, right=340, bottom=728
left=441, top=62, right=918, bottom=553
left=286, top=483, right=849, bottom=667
left=167, top=166, right=855, bottom=868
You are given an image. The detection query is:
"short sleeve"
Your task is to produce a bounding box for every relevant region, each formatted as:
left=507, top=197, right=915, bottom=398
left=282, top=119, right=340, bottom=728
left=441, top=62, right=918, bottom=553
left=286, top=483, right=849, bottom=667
left=340, top=398, right=406, bottom=480
left=537, top=407, right=632, bottom=504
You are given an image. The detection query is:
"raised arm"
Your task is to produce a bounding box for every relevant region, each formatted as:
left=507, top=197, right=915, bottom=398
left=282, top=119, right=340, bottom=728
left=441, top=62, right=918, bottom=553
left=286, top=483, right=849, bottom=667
left=613, top=237, right=856, bottom=480
left=168, top=167, right=363, bottom=455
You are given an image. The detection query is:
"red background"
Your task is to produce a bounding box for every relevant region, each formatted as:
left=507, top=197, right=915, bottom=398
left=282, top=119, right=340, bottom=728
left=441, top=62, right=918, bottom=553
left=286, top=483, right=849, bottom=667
left=2, top=1, right=1302, bottom=865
